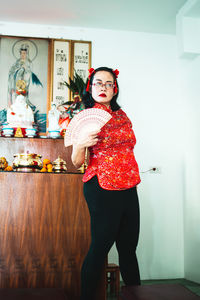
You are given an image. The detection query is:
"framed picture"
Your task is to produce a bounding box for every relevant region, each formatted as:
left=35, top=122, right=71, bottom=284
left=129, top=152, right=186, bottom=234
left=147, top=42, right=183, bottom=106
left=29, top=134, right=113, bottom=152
left=71, top=41, right=91, bottom=83
left=51, top=39, right=71, bottom=106
left=0, top=36, right=92, bottom=134
left=0, top=36, right=50, bottom=133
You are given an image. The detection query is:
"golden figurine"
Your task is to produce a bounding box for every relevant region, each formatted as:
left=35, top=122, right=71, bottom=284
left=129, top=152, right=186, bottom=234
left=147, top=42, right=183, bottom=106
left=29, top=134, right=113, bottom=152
left=14, top=127, right=23, bottom=137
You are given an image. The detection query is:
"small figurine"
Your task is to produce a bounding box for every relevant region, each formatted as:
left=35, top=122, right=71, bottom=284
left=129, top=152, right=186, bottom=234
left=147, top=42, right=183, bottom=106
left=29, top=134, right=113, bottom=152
left=14, top=127, right=23, bottom=138
left=48, top=103, right=61, bottom=132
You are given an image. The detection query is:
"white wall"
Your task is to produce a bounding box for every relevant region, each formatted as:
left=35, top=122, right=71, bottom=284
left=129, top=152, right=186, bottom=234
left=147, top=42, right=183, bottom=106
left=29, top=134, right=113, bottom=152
left=178, top=46, right=200, bottom=285
left=0, top=21, right=184, bottom=280
left=176, top=0, right=200, bottom=284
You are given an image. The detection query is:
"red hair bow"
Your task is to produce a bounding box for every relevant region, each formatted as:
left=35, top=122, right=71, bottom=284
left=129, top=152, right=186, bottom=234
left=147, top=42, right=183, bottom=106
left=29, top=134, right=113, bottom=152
left=113, top=69, right=119, bottom=93
left=113, top=69, right=119, bottom=78
left=88, top=68, right=95, bottom=78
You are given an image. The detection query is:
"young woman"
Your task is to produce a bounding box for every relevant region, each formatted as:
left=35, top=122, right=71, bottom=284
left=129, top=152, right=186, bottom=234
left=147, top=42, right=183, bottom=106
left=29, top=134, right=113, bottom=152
left=71, top=67, right=141, bottom=300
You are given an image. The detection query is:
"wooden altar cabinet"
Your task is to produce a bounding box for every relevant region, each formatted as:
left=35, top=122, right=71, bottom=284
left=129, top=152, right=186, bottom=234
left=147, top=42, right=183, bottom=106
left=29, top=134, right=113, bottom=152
left=0, top=138, right=106, bottom=300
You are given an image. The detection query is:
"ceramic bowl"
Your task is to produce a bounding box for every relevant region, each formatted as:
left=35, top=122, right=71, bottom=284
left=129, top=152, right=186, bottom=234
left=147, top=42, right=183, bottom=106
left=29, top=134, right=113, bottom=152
left=25, top=128, right=37, bottom=137
left=2, top=127, right=14, bottom=137
left=49, top=130, right=60, bottom=139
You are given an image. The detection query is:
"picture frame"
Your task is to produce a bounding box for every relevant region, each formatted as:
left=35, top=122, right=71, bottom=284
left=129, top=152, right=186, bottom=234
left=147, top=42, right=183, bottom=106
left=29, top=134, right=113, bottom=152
left=51, top=39, right=71, bottom=107
left=0, top=35, right=50, bottom=133
left=0, top=36, right=92, bottom=135
left=71, top=41, right=92, bottom=83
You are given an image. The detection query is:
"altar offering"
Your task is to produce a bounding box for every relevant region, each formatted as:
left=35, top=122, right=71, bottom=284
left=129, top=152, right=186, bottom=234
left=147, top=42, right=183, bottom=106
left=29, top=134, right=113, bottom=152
left=25, top=128, right=37, bottom=137
left=40, top=158, right=52, bottom=172
left=0, top=157, right=8, bottom=170
left=2, top=127, right=14, bottom=137
left=48, top=130, right=61, bottom=139
left=14, top=127, right=23, bottom=137
left=52, top=156, right=67, bottom=173
left=13, top=153, right=42, bottom=172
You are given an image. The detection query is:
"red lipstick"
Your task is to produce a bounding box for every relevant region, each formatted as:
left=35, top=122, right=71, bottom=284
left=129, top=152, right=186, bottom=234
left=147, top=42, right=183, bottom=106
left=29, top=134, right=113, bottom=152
left=99, top=93, right=106, bottom=97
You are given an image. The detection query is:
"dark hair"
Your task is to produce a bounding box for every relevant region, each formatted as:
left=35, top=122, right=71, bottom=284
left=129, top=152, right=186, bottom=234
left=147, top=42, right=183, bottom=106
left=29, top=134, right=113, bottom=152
left=82, top=66, right=120, bottom=111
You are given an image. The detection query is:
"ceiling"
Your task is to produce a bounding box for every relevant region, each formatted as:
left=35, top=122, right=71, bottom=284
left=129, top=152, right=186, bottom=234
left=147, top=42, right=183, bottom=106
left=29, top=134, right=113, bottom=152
left=0, top=0, right=188, bottom=34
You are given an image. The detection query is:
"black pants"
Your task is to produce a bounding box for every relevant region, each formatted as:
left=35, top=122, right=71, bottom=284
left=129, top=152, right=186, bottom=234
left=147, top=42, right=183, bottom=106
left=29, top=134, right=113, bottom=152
left=80, top=176, right=140, bottom=300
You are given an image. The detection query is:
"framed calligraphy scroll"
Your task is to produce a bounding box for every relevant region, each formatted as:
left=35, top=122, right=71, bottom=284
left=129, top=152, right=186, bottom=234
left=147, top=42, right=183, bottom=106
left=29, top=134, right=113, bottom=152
left=71, top=41, right=91, bottom=83
left=52, top=39, right=71, bottom=106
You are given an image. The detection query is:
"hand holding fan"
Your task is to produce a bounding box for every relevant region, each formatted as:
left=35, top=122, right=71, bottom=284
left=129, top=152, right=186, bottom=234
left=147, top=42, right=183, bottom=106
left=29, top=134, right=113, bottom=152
left=64, top=108, right=112, bottom=147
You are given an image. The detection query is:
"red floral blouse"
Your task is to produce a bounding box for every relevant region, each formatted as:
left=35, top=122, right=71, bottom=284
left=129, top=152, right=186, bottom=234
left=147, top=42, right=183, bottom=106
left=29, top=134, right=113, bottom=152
left=82, top=103, right=141, bottom=190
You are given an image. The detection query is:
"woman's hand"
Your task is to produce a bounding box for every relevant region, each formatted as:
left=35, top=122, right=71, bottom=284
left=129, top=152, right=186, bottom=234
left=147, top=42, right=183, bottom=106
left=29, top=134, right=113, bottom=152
left=71, top=129, right=100, bottom=168
left=75, top=129, right=100, bottom=149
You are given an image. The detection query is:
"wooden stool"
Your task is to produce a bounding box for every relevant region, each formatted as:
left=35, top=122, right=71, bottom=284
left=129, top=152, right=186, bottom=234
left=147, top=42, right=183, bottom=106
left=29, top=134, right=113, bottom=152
left=106, top=263, right=120, bottom=296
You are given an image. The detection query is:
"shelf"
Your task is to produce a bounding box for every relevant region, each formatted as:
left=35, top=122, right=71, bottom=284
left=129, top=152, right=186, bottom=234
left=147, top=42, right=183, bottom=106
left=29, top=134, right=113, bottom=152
left=0, top=137, right=78, bottom=173
left=0, top=136, right=63, bottom=140
left=0, top=170, right=82, bottom=175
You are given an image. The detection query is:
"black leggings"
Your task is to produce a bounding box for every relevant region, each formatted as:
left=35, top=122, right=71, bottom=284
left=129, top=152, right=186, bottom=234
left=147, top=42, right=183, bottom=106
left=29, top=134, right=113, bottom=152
left=80, top=176, right=140, bottom=300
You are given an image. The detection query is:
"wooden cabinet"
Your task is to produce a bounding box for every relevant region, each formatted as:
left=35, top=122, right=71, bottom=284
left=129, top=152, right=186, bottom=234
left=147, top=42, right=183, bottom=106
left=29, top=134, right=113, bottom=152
left=0, top=138, right=106, bottom=300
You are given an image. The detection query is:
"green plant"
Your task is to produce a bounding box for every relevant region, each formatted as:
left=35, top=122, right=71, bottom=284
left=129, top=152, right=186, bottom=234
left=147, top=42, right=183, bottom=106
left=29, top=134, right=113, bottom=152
left=63, top=72, right=85, bottom=99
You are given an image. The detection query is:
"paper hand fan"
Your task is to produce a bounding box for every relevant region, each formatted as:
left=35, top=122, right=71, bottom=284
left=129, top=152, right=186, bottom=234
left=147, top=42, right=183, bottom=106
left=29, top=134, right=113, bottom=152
left=64, top=108, right=112, bottom=147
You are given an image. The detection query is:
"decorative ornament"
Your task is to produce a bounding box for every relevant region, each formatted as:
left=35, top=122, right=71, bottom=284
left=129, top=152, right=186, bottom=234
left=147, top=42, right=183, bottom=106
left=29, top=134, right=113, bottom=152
left=88, top=68, right=95, bottom=77
left=14, top=127, right=24, bottom=138
left=112, top=69, right=119, bottom=93
left=52, top=156, right=67, bottom=173
left=16, top=79, right=27, bottom=95
left=112, top=69, right=119, bottom=78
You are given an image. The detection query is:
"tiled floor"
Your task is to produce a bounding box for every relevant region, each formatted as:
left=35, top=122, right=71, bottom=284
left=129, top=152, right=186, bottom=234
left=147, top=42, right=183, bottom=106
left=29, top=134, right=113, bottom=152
left=107, top=278, right=200, bottom=299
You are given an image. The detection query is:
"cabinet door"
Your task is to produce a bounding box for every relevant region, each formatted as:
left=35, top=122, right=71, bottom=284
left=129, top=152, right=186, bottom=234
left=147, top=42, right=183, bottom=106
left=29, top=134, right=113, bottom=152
left=0, top=172, right=106, bottom=300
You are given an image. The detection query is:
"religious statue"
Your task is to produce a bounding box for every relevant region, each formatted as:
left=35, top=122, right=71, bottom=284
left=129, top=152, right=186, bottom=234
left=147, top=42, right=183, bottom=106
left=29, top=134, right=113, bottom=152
left=7, top=80, right=34, bottom=129
left=48, top=103, right=61, bottom=132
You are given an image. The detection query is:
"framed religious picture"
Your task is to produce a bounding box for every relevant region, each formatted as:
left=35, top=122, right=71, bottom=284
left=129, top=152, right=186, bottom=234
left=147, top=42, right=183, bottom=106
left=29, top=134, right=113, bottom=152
left=71, top=41, right=91, bottom=83
left=51, top=39, right=71, bottom=106
left=0, top=36, right=92, bottom=135
left=0, top=36, right=50, bottom=133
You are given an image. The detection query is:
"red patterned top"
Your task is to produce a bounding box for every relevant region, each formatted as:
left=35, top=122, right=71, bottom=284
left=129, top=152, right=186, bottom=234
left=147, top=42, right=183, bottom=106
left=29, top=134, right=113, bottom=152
left=82, top=103, right=141, bottom=190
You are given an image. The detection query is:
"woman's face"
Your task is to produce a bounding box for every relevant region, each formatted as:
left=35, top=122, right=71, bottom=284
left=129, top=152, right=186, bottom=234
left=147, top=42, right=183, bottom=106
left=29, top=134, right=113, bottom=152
left=91, top=71, right=115, bottom=107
